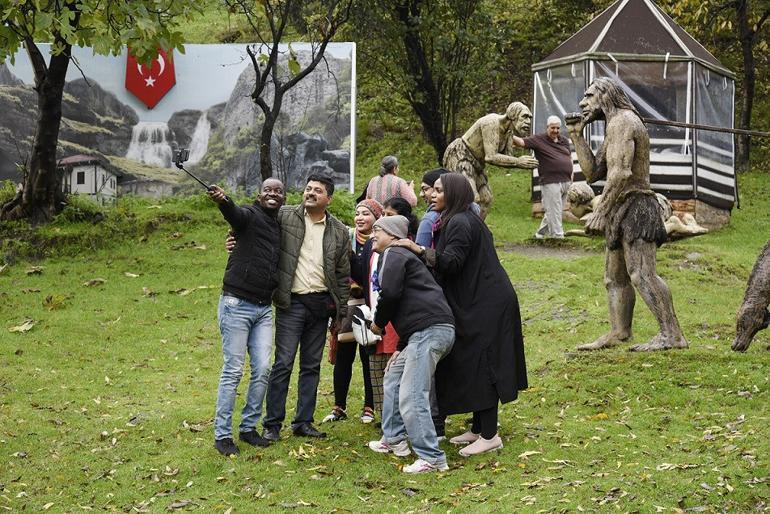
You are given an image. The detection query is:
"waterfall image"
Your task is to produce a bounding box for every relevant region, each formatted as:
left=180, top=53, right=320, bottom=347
left=187, top=112, right=211, bottom=165
left=125, top=122, right=174, bottom=168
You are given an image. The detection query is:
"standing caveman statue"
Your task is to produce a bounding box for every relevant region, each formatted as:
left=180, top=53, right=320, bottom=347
left=565, top=77, right=688, bottom=352
left=443, top=102, right=539, bottom=219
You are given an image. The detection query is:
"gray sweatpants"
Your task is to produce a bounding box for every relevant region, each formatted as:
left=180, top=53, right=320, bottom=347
left=536, top=181, right=571, bottom=238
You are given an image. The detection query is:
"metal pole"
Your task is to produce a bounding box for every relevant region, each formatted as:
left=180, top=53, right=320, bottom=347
left=641, top=117, right=770, bottom=138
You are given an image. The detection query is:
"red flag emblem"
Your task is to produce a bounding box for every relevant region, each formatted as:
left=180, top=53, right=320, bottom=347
left=125, top=48, right=176, bottom=109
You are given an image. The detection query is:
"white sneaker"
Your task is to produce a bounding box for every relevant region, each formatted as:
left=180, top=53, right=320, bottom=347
left=449, top=430, right=480, bottom=445
left=368, top=438, right=411, bottom=457
left=533, top=232, right=545, bottom=240
left=403, top=458, right=449, bottom=474
left=360, top=407, right=375, bottom=424
left=459, top=434, right=503, bottom=457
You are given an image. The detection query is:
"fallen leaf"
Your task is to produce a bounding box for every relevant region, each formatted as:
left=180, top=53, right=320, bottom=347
left=518, top=450, right=542, bottom=460
left=194, top=245, right=207, bottom=251
left=43, top=502, right=55, bottom=510
left=26, top=266, right=43, bottom=275
left=9, top=319, right=35, bottom=333
left=43, top=294, right=67, bottom=310
left=83, top=278, right=106, bottom=287
left=589, top=413, right=609, bottom=421
left=124, top=272, right=140, bottom=278
left=168, top=500, right=191, bottom=510
left=0, top=263, right=7, bottom=274
left=142, top=287, right=157, bottom=297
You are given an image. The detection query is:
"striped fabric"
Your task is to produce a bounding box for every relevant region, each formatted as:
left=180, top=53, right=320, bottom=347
left=530, top=141, right=735, bottom=209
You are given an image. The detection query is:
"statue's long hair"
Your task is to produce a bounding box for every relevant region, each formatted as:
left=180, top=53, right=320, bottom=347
left=593, top=77, right=640, bottom=120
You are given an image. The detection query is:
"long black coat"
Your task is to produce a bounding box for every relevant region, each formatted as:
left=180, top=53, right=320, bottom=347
left=432, top=211, right=528, bottom=415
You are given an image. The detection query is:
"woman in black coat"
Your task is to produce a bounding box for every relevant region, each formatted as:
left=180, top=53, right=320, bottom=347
left=394, top=173, right=527, bottom=456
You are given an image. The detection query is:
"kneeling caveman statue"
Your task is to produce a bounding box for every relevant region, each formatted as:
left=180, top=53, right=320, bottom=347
left=443, top=102, right=539, bottom=219
left=565, top=77, right=688, bottom=352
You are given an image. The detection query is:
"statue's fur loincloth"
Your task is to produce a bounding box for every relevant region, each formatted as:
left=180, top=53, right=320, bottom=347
left=605, top=190, right=668, bottom=251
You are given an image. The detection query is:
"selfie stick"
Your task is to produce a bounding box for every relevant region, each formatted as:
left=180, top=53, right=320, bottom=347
left=174, top=161, right=212, bottom=191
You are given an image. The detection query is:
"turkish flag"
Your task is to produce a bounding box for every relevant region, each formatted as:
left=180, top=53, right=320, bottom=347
left=125, top=48, right=176, bottom=109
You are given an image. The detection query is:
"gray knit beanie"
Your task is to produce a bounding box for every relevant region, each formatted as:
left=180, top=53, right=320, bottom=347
left=373, top=215, right=408, bottom=240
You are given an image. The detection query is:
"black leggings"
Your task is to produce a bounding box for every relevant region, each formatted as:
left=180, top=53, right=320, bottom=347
left=333, top=342, right=373, bottom=410
left=471, top=405, right=498, bottom=439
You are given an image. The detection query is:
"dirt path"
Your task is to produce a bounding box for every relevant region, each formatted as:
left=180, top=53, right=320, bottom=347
left=499, top=242, right=600, bottom=261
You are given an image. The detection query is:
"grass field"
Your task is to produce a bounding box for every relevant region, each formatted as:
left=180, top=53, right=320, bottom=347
left=1, top=170, right=768, bottom=512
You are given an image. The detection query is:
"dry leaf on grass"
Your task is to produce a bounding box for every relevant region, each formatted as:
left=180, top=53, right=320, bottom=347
left=9, top=319, right=35, bottom=333
left=26, top=266, right=43, bottom=275
left=124, top=272, right=140, bottom=278
left=83, top=278, right=106, bottom=287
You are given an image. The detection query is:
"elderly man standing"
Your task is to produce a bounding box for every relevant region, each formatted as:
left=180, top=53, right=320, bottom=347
left=510, top=115, right=573, bottom=239
left=443, top=102, right=539, bottom=219
left=565, top=77, right=687, bottom=352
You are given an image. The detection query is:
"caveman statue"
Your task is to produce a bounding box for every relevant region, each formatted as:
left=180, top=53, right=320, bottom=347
left=733, top=239, right=770, bottom=351
left=443, top=102, right=539, bottom=219
left=564, top=77, right=688, bottom=352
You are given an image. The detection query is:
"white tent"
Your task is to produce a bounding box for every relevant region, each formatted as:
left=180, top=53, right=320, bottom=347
left=531, top=0, right=735, bottom=225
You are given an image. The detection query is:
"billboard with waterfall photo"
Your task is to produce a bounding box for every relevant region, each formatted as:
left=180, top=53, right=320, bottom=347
left=0, top=43, right=355, bottom=196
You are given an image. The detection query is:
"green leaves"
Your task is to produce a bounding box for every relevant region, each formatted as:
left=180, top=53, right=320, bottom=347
left=287, top=43, right=300, bottom=76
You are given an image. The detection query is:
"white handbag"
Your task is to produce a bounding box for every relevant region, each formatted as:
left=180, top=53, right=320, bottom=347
left=351, top=304, right=381, bottom=347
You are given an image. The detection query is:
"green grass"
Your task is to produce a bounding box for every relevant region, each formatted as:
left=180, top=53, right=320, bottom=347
left=1, top=171, right=768, bottom=512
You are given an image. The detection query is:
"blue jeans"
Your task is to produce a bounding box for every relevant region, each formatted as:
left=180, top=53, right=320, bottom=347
left=382, top=324, right=455, bottom=466
left=214, top=295, right=274, bottom=440
left=263, top=296, right=329, bottom=429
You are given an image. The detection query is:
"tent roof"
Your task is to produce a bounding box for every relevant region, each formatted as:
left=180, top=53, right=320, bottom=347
left=534, top=0, right=732, bottom=75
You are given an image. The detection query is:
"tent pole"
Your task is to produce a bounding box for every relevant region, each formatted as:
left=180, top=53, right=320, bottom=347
left=642, top=117, right=770, bottom=138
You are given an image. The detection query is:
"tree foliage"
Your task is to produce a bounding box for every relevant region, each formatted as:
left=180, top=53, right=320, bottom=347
left=223, top=0, right=353, bottom=182
left=0, top=0, right=200, bottom=223
left=350, top=0, right=498, bottom=165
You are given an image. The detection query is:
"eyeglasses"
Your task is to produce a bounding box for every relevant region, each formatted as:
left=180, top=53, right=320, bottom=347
left=420, top=186, right=432, bottom=193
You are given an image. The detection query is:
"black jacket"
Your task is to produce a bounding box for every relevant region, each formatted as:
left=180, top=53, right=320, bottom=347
left=373, top=246, right=453, bottom=348
left=429, top=211, right=528, bottom=415
left=219, top=199, right=281, bottom=305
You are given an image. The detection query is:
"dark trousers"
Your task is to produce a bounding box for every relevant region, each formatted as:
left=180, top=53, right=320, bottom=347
left=263, top=297, right=328, bottom=429
left=333, top=342, right=374, bottom=410
left=471, top=405, right=498, bottom=439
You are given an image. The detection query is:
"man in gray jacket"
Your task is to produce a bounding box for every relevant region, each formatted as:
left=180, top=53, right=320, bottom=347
left=262, top=174, right=350, bottom=440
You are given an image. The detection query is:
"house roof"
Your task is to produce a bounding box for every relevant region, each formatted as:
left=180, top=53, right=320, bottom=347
left=533, top=0, right=733, bottom=76
left=57, top=154, right=123, bottom=177
left=58, top=154, right=102, bottom=166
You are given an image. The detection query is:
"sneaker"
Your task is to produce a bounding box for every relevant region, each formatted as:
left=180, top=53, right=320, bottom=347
left=214, top=438, right=240, bottom=456
left=458, top=434, right=503, bottom=457
left=437, top=435, right=446, bottom=442
left=360, top=407, right=375, bottom=424
left=368, top=437, right=411, bottom=457
left=449, top=430, right=480, bottom=445
left=533, top=232, right=545, bottom=240
left=239, top=430, right=270, bottom=447
left=403, top=458, right=449, bottom=474
left=322, top=406, right=348, bottom=423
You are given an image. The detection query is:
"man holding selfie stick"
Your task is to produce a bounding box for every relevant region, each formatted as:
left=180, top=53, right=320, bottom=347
left=207, top=179, right=286, bottom=456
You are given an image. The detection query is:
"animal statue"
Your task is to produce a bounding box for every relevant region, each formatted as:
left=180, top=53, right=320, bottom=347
left=733, top=239, right=770, bottom=351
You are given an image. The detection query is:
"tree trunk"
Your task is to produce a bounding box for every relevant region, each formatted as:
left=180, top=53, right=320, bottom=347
left=395, top=1, right=448, bottom=164
left=735, top=0, right=754, bottom=171
left=259, top=91, right=282, bottom=182
left=1, top=49, right=70, bottom=223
